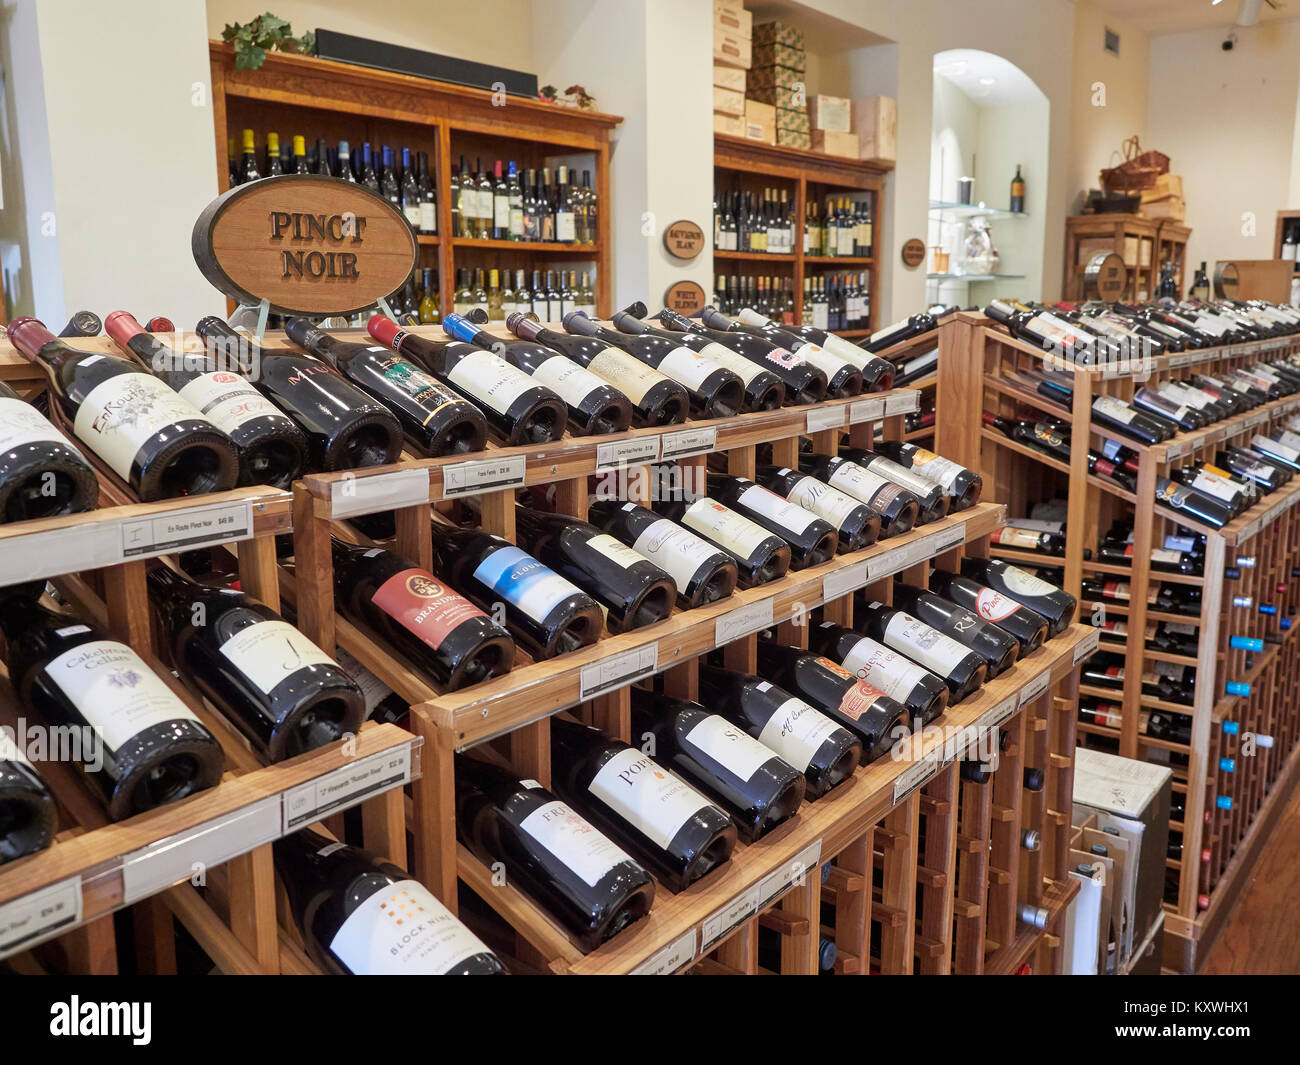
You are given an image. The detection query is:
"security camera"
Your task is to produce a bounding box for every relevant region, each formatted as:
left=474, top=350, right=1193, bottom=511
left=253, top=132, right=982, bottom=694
left=1222, top=31, right=1237, bottom=50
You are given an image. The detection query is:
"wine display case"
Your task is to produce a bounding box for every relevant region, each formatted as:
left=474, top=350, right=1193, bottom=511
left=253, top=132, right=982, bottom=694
left=938, top=310, right=1300, bottom=972
left=873, top=328, right=939, bottom=445
left=1063, top=215, right=1192, bottom=303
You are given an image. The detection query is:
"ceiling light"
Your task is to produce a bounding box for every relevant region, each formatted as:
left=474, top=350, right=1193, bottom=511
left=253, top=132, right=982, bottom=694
left=978, top=76, right=996, bottom=85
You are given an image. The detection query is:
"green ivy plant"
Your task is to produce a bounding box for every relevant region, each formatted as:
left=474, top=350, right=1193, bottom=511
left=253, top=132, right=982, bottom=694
left=222, top=13, right=315, bottom=71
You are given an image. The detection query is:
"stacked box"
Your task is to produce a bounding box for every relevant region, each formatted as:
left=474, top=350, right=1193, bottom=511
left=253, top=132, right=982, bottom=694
left=744, top=99, right=774, bottom=143
left=810, top=94, right=851, bottom=133
left=714, top=1, right=752, bottom=38
left=753, top=40, right=805, bottom=72
left=812, top=130, right=859, bottom=158
left=714, top=1, right=751, bottom=132
left=851, top=95, right=897, bottom=165
left=714, top=32, right=752, bottom=68
left=713, top=85, right=745, bottom=117
left=753, top=20, right=805, bottom=49
left=713, top=64, right=746, bottom=93
left=776, top=129, right=811, bottom=150
left=776, top=106, right=809, bottom=133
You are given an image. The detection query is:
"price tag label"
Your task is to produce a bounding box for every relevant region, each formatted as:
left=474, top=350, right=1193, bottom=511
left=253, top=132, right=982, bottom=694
left=596, top=435, right=661, bottom=471
left=701, top=884, right=761, bottom=952
left=442, top=454, right=527, bottom=497
left=580, top=644, right=659, bottom=699
left=885, top=391, right=921, bottom=415
left=328, top=467, right=430, bottom=518
left=660, top=426, right=716, bottom=460
left=976, top=695, right=1019, bottom=733
left=849, top=397, right=886, bottom=424
left=1018, top=669, right=1051, bottom=708
left=926, top=523, right=967, bottom=555
left=757, top=839, right=823, bottom=909
left=120, top=500, right=254, bottom=557
left=630, top=929, right=698, bottom=975
left=1164, top=441, right=1183, bottom=461
left=823, top=560, right=869, bottom=603
left=282, top=744, right=413, bottom=832
left=1073, top=628, right=1101, bottom=665
left=0, top=521, right=124, bottom=586
left=715, top=598, right=774, bottom=646
left=806, top=405, right=847, bottom=434
left=893, top=748, right=941, bottom=805
left=121, top=795, right=283, bottom=904
left=0, top=877, right=83, bottom=961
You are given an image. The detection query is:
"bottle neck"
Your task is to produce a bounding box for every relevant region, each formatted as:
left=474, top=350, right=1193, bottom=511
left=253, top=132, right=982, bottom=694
left=6, top=317, right=70, bottom=368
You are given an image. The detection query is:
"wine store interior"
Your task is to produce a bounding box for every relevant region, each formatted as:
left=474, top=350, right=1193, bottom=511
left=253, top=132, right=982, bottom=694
left=1, top=0, right=1300, bottom=986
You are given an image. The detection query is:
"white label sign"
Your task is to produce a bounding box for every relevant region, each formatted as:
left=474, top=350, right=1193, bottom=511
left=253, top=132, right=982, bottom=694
left=282, top=745, right=413, bottom=831
left=630, top=928, right=698, bottom=975
left=1018, top=670, right=1051, bottom=708
left=0, top=521, right=124, bottom=585
left=120, top=500, right=254, bottom=557
left=1073, top=629, right=1101, bottom=665
left=580, top=644, right=659, bottom=699
left=757, top=839, right=823, bottom=908
left=442, top=454, right=527, bottom=497
left=329, top=467, right=430, bottom=518
left=660, top=426, right=716, bottom=460
left=596, top=435, right=661, bottom=470
left=885, top=392, right=920, bottom=415
left=822, top=560, right=870, bottom=602
left=701, top=884, right=761, bottom=951
left=0, top=877, right=84, bottom=960
left=849, top=397, right=886, bottom=424
left=806, top=405, right=847, bottom=433
left=893, top=749, right=941, bottom=805
left=715, top=598, right=774, bottom=646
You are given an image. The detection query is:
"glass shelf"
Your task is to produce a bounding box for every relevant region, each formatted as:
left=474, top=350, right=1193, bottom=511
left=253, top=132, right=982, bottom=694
left=929, top=199, right=1029, bottom=220
left=926, top=273, right=1026, bottom=282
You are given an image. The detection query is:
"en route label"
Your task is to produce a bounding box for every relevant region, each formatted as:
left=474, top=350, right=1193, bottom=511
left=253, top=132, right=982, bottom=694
left=120, top=500, right=254, bottom=557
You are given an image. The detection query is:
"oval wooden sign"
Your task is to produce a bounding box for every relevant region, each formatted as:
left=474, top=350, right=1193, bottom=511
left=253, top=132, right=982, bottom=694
left=664, top=280, right=708, bottom=314
left=192, top=175, right=419, bottom=316
left=901, top=238, right=926, bottom=269
left=663, top=219, right=706, bottom=260
left=1083, top=252, right=1127, bottom=301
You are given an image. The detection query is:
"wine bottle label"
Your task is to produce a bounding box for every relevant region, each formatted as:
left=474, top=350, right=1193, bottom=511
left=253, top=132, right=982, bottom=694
left=883, top=614, right=971, bottom=677
left=697, top=341, right=765, bottom=385
left=992, top=528, right=1042, bottom=550
left=1092, top=396, right=1136, bottom=425
left=0, top=729, right=33, bottom=769
left=176, top=371, right=288, bottom=436
left=791, top=343, right=850, bottom=381
left=518, top=797, right=636, bottom=887
left=737, top=485, right=820, bottom=535
left=0, top=396, right=87, bottom=457
left=218, top=619, right=339, bottom=695
left=818, top=332, right=871, bottom=365
left=403, top=203, right=421, bottom=226
left=419, top=202, right=437, bottom=231
left=763, top=346, right=804, bottom=370
left=869, top=320, right=907, bottom=345
left=329, top=879, right=493, bottom=975
left=840, top=636, right=933, bottom=701
left=588, top=533, right=651, bottom=570
left=1155, top=662, right=1185, bottom=680
left=657, top=347, right=722, bottom=392
left=556, top=211, right=576, bottom=242
left=586, top=347, right=661, bottom=405
left=45, top=640, right=202, bottom=752
left=1008, top=517, right=1063, bottom=534
left=335, top=646, right=396, bottom=717
left=998, top=565, right=1059, bottom=597
left=529, top=355, right=613, bottom=409
left=447, top=350, right=536, bottom=412
left=757, top=697, right=842, bottom=772
left=785, top=476, right=862, bottom=530
left=685, top=715, right=777, bottom=781
left=1155, top=481, right=1195, bottom=509
left=835, top=677, right=891, bottom=722
left=588, top=748, right=717, bottom=849
left=1166, top=622, right=1197, bottom=635
left=974, top=588, right=1023, bottom=622
left=632, top=518, right=723, bottom=589
left=374, top=568, right=489, bottom=649
left=472, top=546, right=582, bottom=622
left=494, top=196, right=511, bottom=229
left=682, top=499, right=771, bottom=558
left=1254, top=434, right=1300, bottom=461
left=1102, top=620, right=1127, bottom=635
left=72, top=372, right=214, bottom=480
left=1103, top=582, right=1129, bottom=598
left=904, top=449, right=967, bottom=494
left=1150, top=548, right=1183, bottom=565
left=826, top=462, right=892, bottom=505
left=364, top=351, right=461, bottom=416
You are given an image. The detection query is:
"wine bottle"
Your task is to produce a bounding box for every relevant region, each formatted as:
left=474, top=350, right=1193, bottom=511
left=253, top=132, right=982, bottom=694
left=754, top=640, right=906, bottom=762
left=454, top=755, right=654, bottom=951
left=0, top=732, right=57, bottom=864
left=8, top=317, right=239, bottom=500
left=755, top=465, right=881, bottom=553
left=548, top=715, right=738, bottom=892
left=442, top=312, right=632, bottom=435
left=1010, top=165, right=1025, bottom=213
left=733, top=307, right=896, bottom=391
left=331, top=538, right=515, bottom=689
left=854, top=600, right=988, bottom=703
left=698, top=305, right=863, bottom=397
left=838, top=446, right=950, bottom=524
left=0, top=380, right=98, bottom=522
left=704, top=472, right=837, bottom=570
left=505, top=313, right=688, bottom=427
left=629, top=687, right=805, bottom=842
left=928, top=569, right=1049, bottom=656
left=282, top=318, right=487, bottom=457
left=427, top=521, right=602, bottom=658
left=514, top=506, right=676, bottom=633
left=194, top=316, right=402, bottom=472
left=798, top=452, right=919, bottom=537
left=808, top=621, right=948, bottom=725
left=58, top=310, right=102, bottom=338
left=889, top=582, right=1020, bottom=680
left=1153, top=476, right=1235, bottom=529
left=650, top=487, right=791, bottom=587
left=958, top=557, right=1076, bottom=637
left=871, top=441, right=983, bottom=511
left=586, top=499, right=738, bottom=609
left=861, top=312, right=938, bottom=354
left=147, top=566, right=365, bottom=762
left=364, top=315, right=565, bottom=445
left=273, top=828, right=506, bottom=973
left=696, top=662, right=861, bottom=798
left=0, top=598, right=225, bottom=820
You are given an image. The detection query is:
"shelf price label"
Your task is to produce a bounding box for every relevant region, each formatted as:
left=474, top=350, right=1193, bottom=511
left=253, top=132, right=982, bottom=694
left=975, top=694, right=1019, bottom=735
left=893, top=747, right=942, bottom=805
left=580, top=644, right=658, bottom=700
left=925, top=523, right=967, bottom=555
left=1018, top=669, right=1051, bottom=708
left=596, top=435, right=661, bottom=471
left=0, top=522, right=124, bottom=586
left=885, top=391, right=921, bottom=416
left=1073, top=628, right=1101, bottom=665
left=822, top=560, right=870, bottom=603
left=630, top=929, right=698, bottom=975
left=660, top=427, right=716, bottom=460
left=120, top=500, right=254, bottom=557
left=283, top=744, right=413, bottom=832
left=442, top=454, right=527, bottom=497
left=806, top=405, right=847, bottom=434
left=701, top=884, right=761, bottom=952
left=849, top=397, right=886, bottom=424
left=328, top=467, right=430, bottom=518
left=0, top=877, right=83, bottom=961
left=757, top=839, right=823, bottom=910
left=715, top=598, right=774, bottom=646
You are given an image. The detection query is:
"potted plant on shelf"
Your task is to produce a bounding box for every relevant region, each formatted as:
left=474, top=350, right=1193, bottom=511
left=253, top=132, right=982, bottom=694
left=222, top=12, right=316, bottom=70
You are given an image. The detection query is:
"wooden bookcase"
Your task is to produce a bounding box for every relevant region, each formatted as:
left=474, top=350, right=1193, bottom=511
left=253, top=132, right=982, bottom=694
left=1063, top=214, right=1193, bottom=303
left=713, top=135, right=889, bottom=339
left=208, top=43, right=622, bottom=318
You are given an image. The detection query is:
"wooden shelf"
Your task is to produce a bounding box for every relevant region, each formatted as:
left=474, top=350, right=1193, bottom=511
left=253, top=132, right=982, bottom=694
left=713, top=250, right=797, bottom=263
left=805, top=256, right=874, bottom=266
left=452, top=237, right=599, bottom=255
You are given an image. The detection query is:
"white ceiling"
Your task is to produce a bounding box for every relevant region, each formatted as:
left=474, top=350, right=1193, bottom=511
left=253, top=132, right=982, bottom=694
left=745, top=1, right=892, bottom=52
left=1083, top=0, right=1295, bottom=37
left=933, top=49, right=1046, bottom=106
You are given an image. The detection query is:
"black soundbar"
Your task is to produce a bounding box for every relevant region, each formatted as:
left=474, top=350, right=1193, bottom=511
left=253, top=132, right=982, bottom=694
left=314, top=28, right=538, bottom=98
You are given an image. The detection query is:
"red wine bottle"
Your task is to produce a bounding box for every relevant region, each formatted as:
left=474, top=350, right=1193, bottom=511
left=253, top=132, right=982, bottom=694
left=854, top=600, right=988, bottom=703
left=861, top=312, right=938, bottom=354
left=704, top=471, right=837, bottom=569
left=983, top=410, right=1074, bottom=462
left=506, top=313, right=688, bottom=427
left=0, top=598, right=225, bottom=820
left=629, top=686, right=805, bottom=842
left=928, top=569, right=1049, bottom=656
left=8, top=317, right=239, bottom=500
left=332, top=538, right=515, bottom=687
left=427, top=521, right=603, bottom=658
left=195, top=316, right=402, bottom=472
left=889, top=582, right=1020, bottom=679
left=0, top=732, right=57, bottom=864
left=514, top=506, right=676, bottom=633
left=443, top=312, right=632, bottom=435
left=798, top=452, right=919, bottom=537
left=0, top=380, right=98, bottom=522
left=733, top=307, right=896, bottom=391
left=548, top=715, right=738, bottom=892
left=872, top=441, right=982, bottom=511
left=701, top=305, right=863, bottom=397
left=959, top=557, right=1075, bottom=637
left=756, top=465, right=881, bottom=552
left=651, top=489, right=791, bottom=587
left=105, top=311, right=309, bottom=489
left=147, top=566, right=365, bottom=762
left=283, top=318, right=487, bottom=457
left=808, top=621, right=948, bottom=724
left=586, top=499, right=738, bottom=609
left=274, top=828, right=506, bottom=974
left=838, top=446, right=950, bottom=524
left=454, top=755, right=654, bottom=951
left=696, top=662, right=861, bottom=798
left=365, top=314, right=565, bottom=445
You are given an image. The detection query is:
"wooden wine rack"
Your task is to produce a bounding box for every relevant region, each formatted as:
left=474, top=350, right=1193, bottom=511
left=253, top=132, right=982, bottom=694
left=936, top=309, right=1300, bottom=972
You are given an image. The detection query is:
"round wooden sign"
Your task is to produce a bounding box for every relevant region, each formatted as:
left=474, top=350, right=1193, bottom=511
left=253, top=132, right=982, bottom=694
left=663, top=220, right=706, bottom=260
left=1213, top=261, right=1239, bottom=299
left=901, top=238, right=926, bottom=269
left=664, top=280, right=708, bottom=314
left=1083, top=252, right=1127, bottom=301
left=192, top=174, right=419, bottom=316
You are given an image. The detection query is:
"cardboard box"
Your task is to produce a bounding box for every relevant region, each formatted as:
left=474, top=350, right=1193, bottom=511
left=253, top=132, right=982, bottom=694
left=713, top=85, right=745, bottom=117
left=714, top=2, right=752, bottom=39
left=746, top=81, right=804, bottom=108
left=744, top=99, right=774, bottom=143
left=810, top=94, right=851, bottom=132
left=747, top=63, right=804, bottom=93
left=753, top=20, right=804, bottom=49
left=1142, top=195, right=1186, bottom=222
left=776, top=128, right=811, bottom=150
left=714, top=31, right=752, bottom=69
left=775, top=105, right=809, bottom=133
left=1141, top=173, right=1183, bottom=202
left=812, top=130, right=860, bottom=158
left=713, top=63, right=746, bottom=92
left=851, top=95, right=897, bottom=165
left=754, top=40, right=805, bottom=72
left=713, top=111, right=744, bottom=137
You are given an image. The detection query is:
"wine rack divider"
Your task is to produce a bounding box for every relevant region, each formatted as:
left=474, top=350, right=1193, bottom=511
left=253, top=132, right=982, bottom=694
left=937, top=309, right=1300, bottom=972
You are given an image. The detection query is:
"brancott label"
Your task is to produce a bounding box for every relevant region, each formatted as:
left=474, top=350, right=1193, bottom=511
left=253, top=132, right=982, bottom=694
left=373, top=567, right=487, bottom=649
left=588, top=748, right=716, bottom=849
left=219, top=619, right=339, bottom=695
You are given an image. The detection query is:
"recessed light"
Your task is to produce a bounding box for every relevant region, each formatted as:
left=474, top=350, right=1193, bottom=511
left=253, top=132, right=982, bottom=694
left=1212, top=1, right=1224, bottom=6
left=978, top=76, right=996, bottom=85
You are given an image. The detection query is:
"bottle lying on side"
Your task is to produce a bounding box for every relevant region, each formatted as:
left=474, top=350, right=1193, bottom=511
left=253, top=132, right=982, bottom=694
left=808, top=621, right=948, bottom=725
left=0, top=379, right=98, bottom=523
left=0, top=733, right=57, bottom=865
left=756, top=465, right=882, bottom=553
